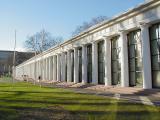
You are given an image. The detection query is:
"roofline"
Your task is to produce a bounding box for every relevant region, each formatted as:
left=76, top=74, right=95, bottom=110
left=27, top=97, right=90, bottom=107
left=0, top=50, right=34, bottom=53
left=16, top=0, right=160, bottom=67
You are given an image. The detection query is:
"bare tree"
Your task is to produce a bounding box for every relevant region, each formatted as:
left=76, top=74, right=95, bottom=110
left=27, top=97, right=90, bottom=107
left=24, top=29, right=63, bottom=52
left=72, top=16, right=108, bottom=36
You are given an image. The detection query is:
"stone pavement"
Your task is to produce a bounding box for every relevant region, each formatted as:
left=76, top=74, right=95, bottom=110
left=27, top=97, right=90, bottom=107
left=27, top=80, right=160, bottom=106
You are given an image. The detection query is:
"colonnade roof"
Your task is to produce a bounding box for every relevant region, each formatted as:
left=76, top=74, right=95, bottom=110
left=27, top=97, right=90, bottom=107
left=16, top=0, right=159, bottom=67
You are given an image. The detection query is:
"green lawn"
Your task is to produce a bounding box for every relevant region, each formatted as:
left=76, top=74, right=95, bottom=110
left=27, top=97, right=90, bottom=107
left=0, top=78, right=160, bottom=120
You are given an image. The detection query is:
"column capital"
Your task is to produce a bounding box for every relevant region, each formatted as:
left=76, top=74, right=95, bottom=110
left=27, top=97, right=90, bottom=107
left=60, top=52, right=65, bottom=56
left=139, top=22, right=150, bottom=29
left=63, top=51, right=67, bottom=54
left=56, top=53, right=61, bottom=56
left=73, top=46, right=79, bottom=50
left=91, top=40, right=97, bottom=44
left=118, top=29, right=128, bottom=35
left=102, top=35, right=112, bottom=40
left=81, top=43, right=87, bottom=47
left=66, top=49, right=72, bottom=52
left=64, top=50, right=68, bottom=53
left=52, top=54, right=56, bottom=57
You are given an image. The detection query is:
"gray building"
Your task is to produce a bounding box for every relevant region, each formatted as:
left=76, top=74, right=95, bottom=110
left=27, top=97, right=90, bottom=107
left=0, top=50, right=34, bottom=76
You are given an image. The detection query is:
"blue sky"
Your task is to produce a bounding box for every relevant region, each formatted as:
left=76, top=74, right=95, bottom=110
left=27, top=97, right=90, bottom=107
left=0, top=0, right=144, bottom=51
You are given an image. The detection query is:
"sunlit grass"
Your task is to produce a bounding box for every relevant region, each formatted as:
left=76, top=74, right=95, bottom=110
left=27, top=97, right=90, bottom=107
left=0, top=79, right=159, bottom=120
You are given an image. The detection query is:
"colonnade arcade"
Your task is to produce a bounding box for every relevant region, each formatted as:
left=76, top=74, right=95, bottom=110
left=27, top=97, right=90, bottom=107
left=17, top=22, right=160, bottom=89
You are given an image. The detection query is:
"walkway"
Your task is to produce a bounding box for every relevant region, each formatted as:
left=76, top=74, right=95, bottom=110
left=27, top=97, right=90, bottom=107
left=28, top=79, right=160, bottom=106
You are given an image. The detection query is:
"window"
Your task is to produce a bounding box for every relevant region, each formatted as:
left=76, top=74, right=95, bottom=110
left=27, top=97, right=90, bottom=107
left=150, top=23, right=160, bottom=88
left=78, top=48, right=82, bottom=82
left=111, top=36, right=121, bottom=85
left=87, top=44, right=92, bottom=83
left=71, top=51, right=74, bottom=82
left=128, top=30, right=142, bottom=87
left=98, top=41, right=105, bottom=84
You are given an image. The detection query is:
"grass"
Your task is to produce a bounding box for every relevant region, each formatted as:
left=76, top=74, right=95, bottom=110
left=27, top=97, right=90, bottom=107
left=0, top=78, right=159, bottom=120
left=0, top=76, right=13, bottom=82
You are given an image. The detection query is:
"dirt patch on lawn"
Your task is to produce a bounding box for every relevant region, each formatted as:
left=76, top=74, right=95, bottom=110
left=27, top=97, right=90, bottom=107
left=17, top=106, right=84, bottom=120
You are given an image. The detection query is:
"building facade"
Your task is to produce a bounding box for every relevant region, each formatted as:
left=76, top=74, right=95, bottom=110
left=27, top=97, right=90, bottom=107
left=0, top=50, right=34, bottom=76
left=15, top=0, right=160, bottom=89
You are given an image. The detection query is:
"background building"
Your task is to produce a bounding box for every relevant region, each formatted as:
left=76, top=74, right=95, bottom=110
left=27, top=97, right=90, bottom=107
left=0, top=50, right=34, bottom=76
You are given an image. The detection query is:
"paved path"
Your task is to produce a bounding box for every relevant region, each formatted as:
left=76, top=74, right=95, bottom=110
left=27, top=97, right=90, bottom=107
left=26, top=80, right=160, bottom=106
left=68, top=87, right=160, bottom=106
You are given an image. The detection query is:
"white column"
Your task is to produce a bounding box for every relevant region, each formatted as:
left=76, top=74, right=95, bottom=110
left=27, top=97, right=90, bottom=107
left=30, top=63, right=32, bottom=78
left=34, top=61, right=36, bottom=80
left=49, top=57, right=53, bottom=80
left=53, top=55, right=57, bottom=81
left=140, top=23, right=152, bottom=89
left=60, top=54, right=63, bottom=81
left=92, top=42, right=98, bottom=84
left=42, top=60, right=45, bottom=80
left=27, top=64, right=31, bottom=78
left=32, top=62, right=35, bottom=80
left=38, top=61, right=40, bottom=80
left=37, top=61, right=40, bottom=80
left=39, top=61, right=41, bottom=79
left=27, top=65, right=28, bottom=78
left=120, top=31, right=129, bottom=87
left=82, top=45, right=87, bottom=84
left=70, top=51, right=74, bottom=82
left=61, top=52, right=66, bottom=82
left=46, top=58, right=48, bottom=80
left=29, top=64, right=31, bottom=78
left=47, top=58, right=50, bottom=80
left=67, top=51, right=72, bottom=82
left=39, top=61, right=41, bottom=80
left=74, top=48, right=79, bottom=83
left=33, top=63, right=35, bottom=79
left=43, top=59, right=45, bottom=80
left=31, top=63, right=33, bottom=78
left=104, top=37, right=112, bottom=86
left=50, top=56, right=53, bottom=80
left=48, top=57, right=51, bottom=80
left=57, top=54, right=61, bottom=81
left=44, top=58, right=47, bottom=80
left=32, top=63, right=34, bottom=79
left=65, top=53, right=67, bottom=82
left=64, top=53, right=67, bottom=82
left=36, top=61, right=38, bottom=80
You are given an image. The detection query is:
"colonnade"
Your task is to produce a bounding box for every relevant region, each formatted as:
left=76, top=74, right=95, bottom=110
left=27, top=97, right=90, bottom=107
left=15, top=0, right=160, bottom=89
left=16, top=23, right=154, bottom=89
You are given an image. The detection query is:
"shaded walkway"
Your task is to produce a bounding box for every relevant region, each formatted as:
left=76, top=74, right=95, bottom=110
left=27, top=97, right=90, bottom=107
left=34, top=80, right=160, bottom=106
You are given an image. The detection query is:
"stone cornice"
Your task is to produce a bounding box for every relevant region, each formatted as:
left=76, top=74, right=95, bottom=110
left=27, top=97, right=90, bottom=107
left=16, top=0, right=160, bottom=67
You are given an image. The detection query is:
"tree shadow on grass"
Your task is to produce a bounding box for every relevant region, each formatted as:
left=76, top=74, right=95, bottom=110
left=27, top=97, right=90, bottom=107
left=0, top=90, right=73, bottom=95
left=0, top=98, right=112, bottom=106
left=0, top=98, right=159, bottom=120
left=0, top=83, right=160, bottom=120
left=0, top=108, right=18, bottom=120
left=1, top=104, right=159, bottom=120
left=115, top=101, right=160, bottom=120
left=0, top=105, right=84, bottom=120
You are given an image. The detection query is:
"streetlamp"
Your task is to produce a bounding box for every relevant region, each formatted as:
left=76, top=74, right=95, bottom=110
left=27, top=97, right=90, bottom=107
left=32, top=36, right=37, bottom=85
left=39, top=30, right=45, bottom=87
left=12, top=30, right=17, bottom=83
